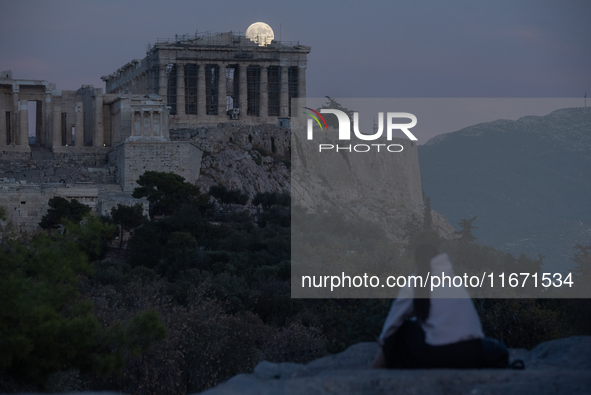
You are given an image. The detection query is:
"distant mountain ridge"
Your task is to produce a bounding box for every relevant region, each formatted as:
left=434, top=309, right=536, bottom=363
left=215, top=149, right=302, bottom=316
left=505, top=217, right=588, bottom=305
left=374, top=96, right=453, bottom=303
left=424, top=108, right=591, bottom=152
left=419, top=107, right=591, bottom=271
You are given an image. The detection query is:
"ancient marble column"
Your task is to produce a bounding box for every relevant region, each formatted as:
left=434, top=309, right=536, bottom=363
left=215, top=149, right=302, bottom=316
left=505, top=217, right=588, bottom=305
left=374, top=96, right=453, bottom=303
left=298, top=65, right=307, bottom=101
left=12, top=91, right=19, bottom=144
left=19, top=101, right=29, bottom=146
left=130, top=109, right=142, bottom=137
left=36, top=100, right=43, bottom=146
left=260, top=65, right=268, bottom=118
left=44, top=93, right=52, bottom=148
left=149, top=111, right=154, bottom=136
left=94, top=94, right=103, bottom=147
left=239, top=65, right=247, bottom=116
left=176, top=62, right=185, bottom=116
left=197, top=63, right=206, bottom=116
left=52, top=106, right=61, bottom=148
left=218, top=64, right=227, bottom=116
left=75, top=102, right=84, bottom=147
left=158, top=64, right=167, bottom=99
left=280, top=65, right=289, bottom=118
left=0, top=109, right=6, bottom=146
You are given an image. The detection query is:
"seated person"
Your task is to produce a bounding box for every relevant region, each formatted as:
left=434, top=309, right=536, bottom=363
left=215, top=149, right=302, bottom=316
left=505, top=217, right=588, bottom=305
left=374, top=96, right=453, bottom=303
left=373, top=243, right=507, bottom=369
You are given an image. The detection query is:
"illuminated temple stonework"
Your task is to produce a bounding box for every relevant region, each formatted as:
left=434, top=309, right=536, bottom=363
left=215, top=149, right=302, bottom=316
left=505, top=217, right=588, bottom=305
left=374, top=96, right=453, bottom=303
left=0, top=28, right=309, bottom=232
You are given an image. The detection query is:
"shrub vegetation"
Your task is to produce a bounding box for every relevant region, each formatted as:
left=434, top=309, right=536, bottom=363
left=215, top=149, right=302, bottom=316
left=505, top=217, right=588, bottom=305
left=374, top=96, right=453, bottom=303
left=2, top=172, right=589, bottom=394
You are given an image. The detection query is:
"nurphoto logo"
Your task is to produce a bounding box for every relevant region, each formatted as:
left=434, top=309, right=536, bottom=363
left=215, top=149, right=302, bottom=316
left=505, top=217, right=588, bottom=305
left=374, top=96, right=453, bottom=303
left=304, top=108, right=418, bottom=153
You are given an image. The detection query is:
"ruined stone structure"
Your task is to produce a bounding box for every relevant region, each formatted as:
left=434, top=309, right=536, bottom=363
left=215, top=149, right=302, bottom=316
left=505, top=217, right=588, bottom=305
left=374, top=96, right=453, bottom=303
left=0, top=70, right=171, bottom=153
left=109, top=141, right=202, bottom=194
left=0, top=70, right=56, bottom=157
left=101, top=32, right=310, bottom=127
left=0, top=28, right=449, bottom=246
left=0, top=183, right=148, bottom=233
left=0, top=28, right=309, bottom=234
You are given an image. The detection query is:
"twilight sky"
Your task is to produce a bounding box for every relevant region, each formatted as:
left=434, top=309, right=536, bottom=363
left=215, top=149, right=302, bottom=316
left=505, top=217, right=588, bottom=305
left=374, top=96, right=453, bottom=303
left=1, top=0, right=590, bottom=101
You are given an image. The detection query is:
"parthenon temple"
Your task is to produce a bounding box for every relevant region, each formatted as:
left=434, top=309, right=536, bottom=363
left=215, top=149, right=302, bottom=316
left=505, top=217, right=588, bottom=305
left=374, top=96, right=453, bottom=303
left=0, top=26, right=309, bottom=232
left=1, top=30, right=309, bottom=152
left=102, top=31, right=310, bottom=126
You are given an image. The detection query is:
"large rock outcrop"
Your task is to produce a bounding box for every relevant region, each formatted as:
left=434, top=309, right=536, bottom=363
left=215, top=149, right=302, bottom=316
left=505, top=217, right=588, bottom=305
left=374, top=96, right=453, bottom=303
left=197, top=336, right=591, bottom=395
left=291, top=126, right=455, bottom=243
left=195, top=142, right=290, bottom=199
left=170, top=125, right=291, bottom=199
left=171, top=123, right=455, bottom=242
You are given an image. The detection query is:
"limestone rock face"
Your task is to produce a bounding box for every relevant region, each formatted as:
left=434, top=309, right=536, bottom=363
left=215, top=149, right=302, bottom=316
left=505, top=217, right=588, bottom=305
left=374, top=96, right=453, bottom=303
left=196, top=337, right=591, bottom=395
left=171, top=123, right=455, bottom=241
left=196, top=142, right=290, bottom=199
left=291, top=132, right=455, bottom=242
left=170, top=123, right=291, bottom=158
left=171, top=125, right=291, bottom=199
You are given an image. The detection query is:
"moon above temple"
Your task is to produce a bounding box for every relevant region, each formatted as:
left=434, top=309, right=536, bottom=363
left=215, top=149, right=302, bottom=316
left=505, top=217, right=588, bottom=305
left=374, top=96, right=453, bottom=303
left=245, top=22, right=274, bottom=46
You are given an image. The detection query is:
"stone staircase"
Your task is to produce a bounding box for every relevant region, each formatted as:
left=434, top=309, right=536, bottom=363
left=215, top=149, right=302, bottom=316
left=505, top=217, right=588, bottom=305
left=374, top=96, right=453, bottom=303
left=30, top=146, right=55, bottom=161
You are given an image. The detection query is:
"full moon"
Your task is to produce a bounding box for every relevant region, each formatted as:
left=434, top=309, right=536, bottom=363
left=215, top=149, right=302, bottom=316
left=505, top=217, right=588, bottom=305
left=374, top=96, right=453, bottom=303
left=245, top=22, right=274, bottom=46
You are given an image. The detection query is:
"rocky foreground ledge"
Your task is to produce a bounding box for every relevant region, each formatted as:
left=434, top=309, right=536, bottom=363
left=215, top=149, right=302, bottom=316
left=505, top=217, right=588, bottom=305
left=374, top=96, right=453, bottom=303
left=197, top=336, right=591, bottom=395
left=7, top=337, right=590, bottom=395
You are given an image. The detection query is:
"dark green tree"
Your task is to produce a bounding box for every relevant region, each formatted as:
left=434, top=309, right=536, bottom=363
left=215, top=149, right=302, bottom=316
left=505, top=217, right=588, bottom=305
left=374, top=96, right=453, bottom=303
left=252, top=191, right=290, bottom=210
left=257, top=206, right=291, bottom=228
left=127, top=205, right=213, bottom=271
left=0, top=205, right=9, bottom=246
left=455, top=216, right=478, bottom=243
left=111, top=203, right=147, bottom=248
left=159, top=231, right=199, bottom=279
left=515, top=252, right=543, bottom=275
left=0, top=217, right=165, bottom=388
left=572, top=243, right=591, bottom=295
left=39, top=196, right=91, bottom=229
left=252, top=191, right=290, bottom=228
left=401, top=212, right=441, bottom=252
left=132, top=171, right=208, bottom=217
left=572, top=243, right=591, bottom=277
left=209, top=185, right=249, bottom=209
left=403, top=213, right=423, bottom=241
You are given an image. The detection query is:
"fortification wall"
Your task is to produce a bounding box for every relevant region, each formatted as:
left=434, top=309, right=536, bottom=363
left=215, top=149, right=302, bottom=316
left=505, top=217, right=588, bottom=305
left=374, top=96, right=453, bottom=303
left=0, top=149, right=113, bottom=185
left=108, top=141, right=203, bottom=194
left=0, top=183, right=147, bottom=234
left=51, top=146, right=110, bottom=165
left=0, top=146, right=32, bottom=161
left=96, top=192, right=149, bottom=219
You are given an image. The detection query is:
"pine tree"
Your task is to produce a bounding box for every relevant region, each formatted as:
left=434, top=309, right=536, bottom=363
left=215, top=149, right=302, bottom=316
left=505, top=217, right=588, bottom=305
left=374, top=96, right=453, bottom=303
left=0, top=217, right=165, bottom=387
left=39, top=197, right=91, bottom=229
left=132, top=171, right=209, bottom=217
left=111, top=203, right=146, bottom=248
left=572, top=243, right=591, bottom=279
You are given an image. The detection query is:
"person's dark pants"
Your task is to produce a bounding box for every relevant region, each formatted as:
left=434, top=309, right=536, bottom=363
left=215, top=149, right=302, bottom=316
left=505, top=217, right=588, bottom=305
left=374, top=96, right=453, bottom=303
left=382, top=320, right=508, bottom=369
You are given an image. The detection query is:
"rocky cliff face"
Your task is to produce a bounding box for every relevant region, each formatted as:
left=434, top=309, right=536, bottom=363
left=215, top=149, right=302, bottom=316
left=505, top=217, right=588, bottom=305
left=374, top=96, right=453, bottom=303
left=170, top=124, right=291, bottom=199
left=291, top=129, right=455, bottom=242
left=197, top=336, right=591, bottom=395
left=196, top=142, right=291, bottom=200
left=171, top=122, right=455, bottom=242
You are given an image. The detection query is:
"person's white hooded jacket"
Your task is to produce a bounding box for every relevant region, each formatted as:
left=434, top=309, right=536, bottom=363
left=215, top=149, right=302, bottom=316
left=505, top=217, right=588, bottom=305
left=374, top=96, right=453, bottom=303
left=379, top=253, right=484, bottom=346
